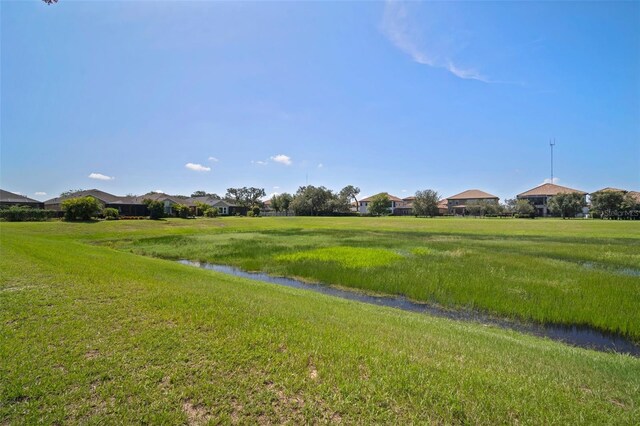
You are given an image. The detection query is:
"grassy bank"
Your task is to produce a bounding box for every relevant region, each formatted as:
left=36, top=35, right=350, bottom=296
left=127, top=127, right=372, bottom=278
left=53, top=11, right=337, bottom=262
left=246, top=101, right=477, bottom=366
left=1, top=218, right=640, bottom=423
left=101, top=217, right=640, bottom=340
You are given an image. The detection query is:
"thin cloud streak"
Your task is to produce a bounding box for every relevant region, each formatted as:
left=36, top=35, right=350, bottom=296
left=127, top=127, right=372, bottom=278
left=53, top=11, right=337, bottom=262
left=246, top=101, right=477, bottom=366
left=381, top=0, right=490, bottom=83
left=88, top=172, right=114, bottom=181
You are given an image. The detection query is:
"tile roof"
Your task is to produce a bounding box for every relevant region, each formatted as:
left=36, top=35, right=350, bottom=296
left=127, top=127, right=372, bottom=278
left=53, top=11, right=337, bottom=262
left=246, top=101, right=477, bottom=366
left=627, top=191, right=640, bottom=203
left=360, top=193, right=403, bottom=202
left=446, top=189, right=499, bottom=200
left=44, top=189, right=121, bottom=205
left=517, top=183, right=587, bottom=197
left=592, top=187, right=627, bottom=193
left=0, top=189, right=42, bottom=204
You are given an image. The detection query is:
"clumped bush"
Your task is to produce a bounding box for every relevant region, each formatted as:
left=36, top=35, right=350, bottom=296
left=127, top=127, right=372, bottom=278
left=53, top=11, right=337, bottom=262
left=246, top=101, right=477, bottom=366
left=103, top=207, right=120, bottom=220
left=247, top=210, right=255, bottom=217
left=143, top=199, right=165, bottom=220
left=62, top=196, right=102, bottom=221
left=252, top=206, right=260, bottom=216
left=173, top=204, right=190, bottom=219
left=0, top=206, right=57, bottom=222
left=205, top=207, right=219, bottom=218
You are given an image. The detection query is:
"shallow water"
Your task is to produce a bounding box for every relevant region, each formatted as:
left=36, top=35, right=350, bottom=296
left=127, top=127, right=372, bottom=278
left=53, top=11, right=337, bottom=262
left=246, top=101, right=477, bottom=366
left=581, top=261, right=640, bottom=277
left=179, top=260, right=640, bottom=357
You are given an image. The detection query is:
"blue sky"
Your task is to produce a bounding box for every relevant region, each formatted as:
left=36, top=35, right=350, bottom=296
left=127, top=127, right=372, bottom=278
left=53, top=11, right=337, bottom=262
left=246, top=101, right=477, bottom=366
left=2, top=0, right=639, bottom=201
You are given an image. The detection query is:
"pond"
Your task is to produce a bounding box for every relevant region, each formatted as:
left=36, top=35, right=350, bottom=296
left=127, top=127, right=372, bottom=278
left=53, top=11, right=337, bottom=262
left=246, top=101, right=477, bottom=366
left=179, top=259, right=640, bottom=357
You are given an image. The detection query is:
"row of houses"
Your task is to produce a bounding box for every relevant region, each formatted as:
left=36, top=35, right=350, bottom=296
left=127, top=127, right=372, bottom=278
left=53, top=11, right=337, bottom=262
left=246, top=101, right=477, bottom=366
left=355, top=183, right=640, bottom=217
left=2, top=183, right=639, bottom=218
left=0, top=189, right=247, bottom=216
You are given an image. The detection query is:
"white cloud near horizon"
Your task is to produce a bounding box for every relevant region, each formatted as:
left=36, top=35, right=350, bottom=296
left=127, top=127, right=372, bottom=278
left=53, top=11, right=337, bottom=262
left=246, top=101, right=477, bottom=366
left=185, top=163, right=211, bottom=172
left=35, top=191, right=47, bottom=196
left=251, top=160, right=268, bottom=166
left=88, top=172, right=114, bottom=181
left=381, top=0, right=490, bottom=83
left=543, top=177, right=560, bottom=184
left=208, top=156, right=219, bottom=162
left=153, top=189, right=164, bottom=194
left=270, top=154, right=292, bottom=166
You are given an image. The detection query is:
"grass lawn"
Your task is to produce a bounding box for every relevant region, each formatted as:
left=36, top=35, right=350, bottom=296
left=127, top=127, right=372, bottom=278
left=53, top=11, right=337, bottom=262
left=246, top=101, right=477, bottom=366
left=1, top=218, right=640, bottom=424
left=106, top=216, right=640, bottom=340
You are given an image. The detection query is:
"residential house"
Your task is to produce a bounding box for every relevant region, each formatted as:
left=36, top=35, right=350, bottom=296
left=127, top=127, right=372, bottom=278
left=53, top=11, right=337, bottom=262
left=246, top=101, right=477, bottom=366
left=45, top=189, right=127, bottom=213
left=138, top=192, right=196, bottom=216
left=437, top=199, right=448, bottom=215
left=0, top=189, right=45, bottom=209
left=393, top=196, right=415, bottom=216
left=516, top=183, right=587, bottom=217
left=190, top=196, right=246, bottom=216
left=358, top=193, right=405, bottom=214
left=446, top=189, right=499, bottom=215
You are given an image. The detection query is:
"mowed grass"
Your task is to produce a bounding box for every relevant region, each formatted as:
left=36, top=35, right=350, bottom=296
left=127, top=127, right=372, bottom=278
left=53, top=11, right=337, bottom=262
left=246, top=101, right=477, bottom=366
left=1, top=219, right=640, bottom=424
left=106, top=217, right=640, bottom=340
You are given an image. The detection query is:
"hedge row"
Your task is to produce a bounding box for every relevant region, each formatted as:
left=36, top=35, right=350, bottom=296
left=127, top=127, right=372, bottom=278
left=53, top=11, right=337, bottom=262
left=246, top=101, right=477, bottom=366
left=0, top=206, right=57, bottom=222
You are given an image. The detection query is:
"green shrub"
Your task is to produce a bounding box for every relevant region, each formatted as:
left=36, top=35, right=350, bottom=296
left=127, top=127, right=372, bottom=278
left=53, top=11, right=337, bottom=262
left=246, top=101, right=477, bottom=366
left=173, top=204, right=190, bottom=219
left=247, top=210, right=255, bottom=217
left=143, top=199, right=165, bottom=220
left=205, top=207, right=219, bottom=218
left=0, top=206, right=57, bottom=222
left=103, top=207, right=120, bottom=220
left=252, top=206, right=261, bottom=216
left=62, top=196, right=102, bottom=221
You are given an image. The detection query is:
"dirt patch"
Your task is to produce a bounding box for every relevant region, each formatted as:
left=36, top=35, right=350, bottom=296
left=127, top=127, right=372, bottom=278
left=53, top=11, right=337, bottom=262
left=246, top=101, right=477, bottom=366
left=230, top=397, right=243, bottom=424
left=308, top=357, right=318, bottom=381
left=182, top=399, right=212, bottom=425
left=610, top=399, right=626, bottom=409
left=84, top=349, right=100, bottom=360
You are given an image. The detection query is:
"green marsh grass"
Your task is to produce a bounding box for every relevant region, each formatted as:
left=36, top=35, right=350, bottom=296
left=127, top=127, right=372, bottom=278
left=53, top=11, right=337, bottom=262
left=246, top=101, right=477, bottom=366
left=109, top=218, right=640, bottom=340
left=1, top=219, right=640, bottom=423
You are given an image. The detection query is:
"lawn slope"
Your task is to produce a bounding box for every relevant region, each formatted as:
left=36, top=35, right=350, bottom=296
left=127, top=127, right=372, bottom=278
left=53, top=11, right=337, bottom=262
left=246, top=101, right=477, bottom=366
left=1, top=220, right=639, bottom=424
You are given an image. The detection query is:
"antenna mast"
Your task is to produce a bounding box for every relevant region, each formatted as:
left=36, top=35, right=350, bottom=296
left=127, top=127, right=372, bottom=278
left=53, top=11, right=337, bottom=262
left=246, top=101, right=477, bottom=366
left=550, top=138, right=556, bottom=183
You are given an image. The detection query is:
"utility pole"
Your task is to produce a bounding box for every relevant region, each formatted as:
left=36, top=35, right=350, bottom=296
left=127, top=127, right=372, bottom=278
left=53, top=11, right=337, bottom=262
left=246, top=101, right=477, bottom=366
left=550, top=138, right=556, bottom=183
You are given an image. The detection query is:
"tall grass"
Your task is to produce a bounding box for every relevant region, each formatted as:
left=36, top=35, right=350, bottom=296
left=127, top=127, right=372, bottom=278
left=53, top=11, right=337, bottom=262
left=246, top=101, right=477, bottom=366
left=113, top=221, right=640, bottom=340
left=1, top=219, right=640, bottom=423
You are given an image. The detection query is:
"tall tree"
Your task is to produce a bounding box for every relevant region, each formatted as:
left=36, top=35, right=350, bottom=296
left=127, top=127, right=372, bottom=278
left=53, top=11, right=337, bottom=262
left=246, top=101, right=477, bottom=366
left=590, top=190, right=625, bottom=218
left=270, top=194, right=281, bottom=213
left=191, top=190, right=219, bottom=198
left=225, top=187, right=266, bottom=208
left=514, top=199, right=535, bottom=217
left=279, top=193, right=293, bottom=215
left=548, top=192, right=586, bottom=219
left=339, top=185, right=360, bottom=211
left=290, top=186, right=335, bottom=216
left=412, top=189, right=440, bottom=217
left=368, top=193, right=391, bottom=216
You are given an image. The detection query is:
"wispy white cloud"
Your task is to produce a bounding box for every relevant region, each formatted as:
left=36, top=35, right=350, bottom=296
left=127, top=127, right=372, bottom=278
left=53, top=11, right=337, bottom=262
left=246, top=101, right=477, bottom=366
left=185, top=163, right=211, bottom=172
left=273, top=186, right=280, bottom=190
left=89, top=172, right=114, bottom=181
left=35, top=191, right=47, bottom=196
left=381, top=0, right=491, bottom=83
left=270, top=154, right=292, bottom=166
left=208, top=156, right=219, bottom=162
left=251, top=160, right=268, bottom=166
left=317, top=163, right=323, bottom=169
left=543, top=178, right=560, bottom=184
left=153, top=189, right=164, bottom=194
